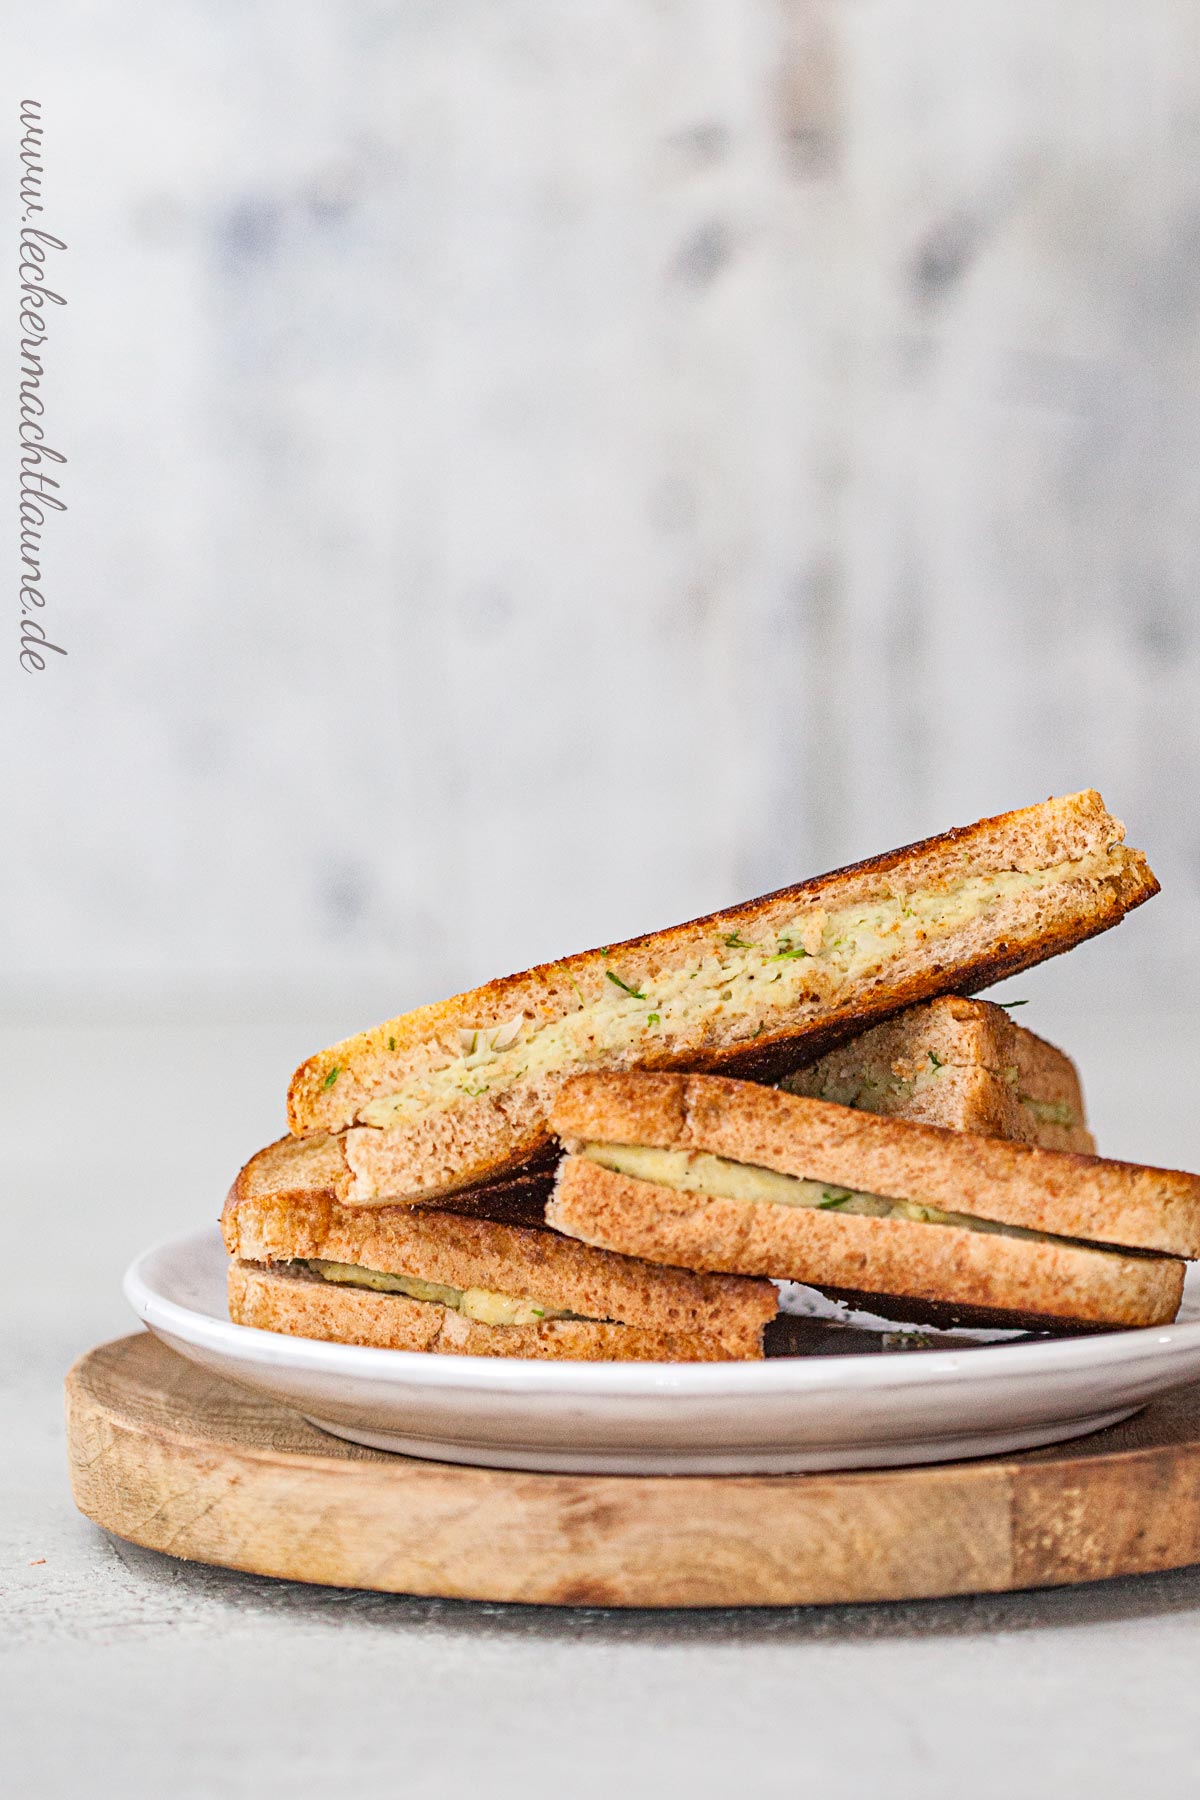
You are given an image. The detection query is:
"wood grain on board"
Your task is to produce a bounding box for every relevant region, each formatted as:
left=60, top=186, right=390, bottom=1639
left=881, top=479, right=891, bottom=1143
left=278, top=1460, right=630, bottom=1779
left=66, top=1333, right=1200, bottom=1609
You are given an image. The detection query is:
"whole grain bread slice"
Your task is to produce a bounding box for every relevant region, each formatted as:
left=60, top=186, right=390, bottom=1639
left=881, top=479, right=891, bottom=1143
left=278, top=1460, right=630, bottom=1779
left=229, top=1133, right=556, bottom=1229
left=782, top=997, right=1094, bottom=1153
left=227, top=1261, right=758, bottom=1361
left=286, top=792, right=1157, bottom=1206
left=223, top=1170, right=777, bottom=1357
left=549, top=1072, right=1200, bottom=1257
left=547, top=1156, right=1184, bottom=1331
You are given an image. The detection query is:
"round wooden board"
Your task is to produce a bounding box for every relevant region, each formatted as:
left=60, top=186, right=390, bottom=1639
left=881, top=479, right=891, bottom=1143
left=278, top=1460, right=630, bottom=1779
left=67, top=1333, right=1200, bottom=1608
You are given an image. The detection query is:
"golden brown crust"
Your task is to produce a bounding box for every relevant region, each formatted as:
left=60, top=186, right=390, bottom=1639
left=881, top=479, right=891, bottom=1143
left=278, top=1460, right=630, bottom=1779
left=547, top=1157, right=1184, bottom=1331
left=227, top=1261, right=760, bottom=1361
left=224, top=1134, right=556, bottom=1230
left=782, top=997, right=1095, bottom=1154
left=223, top=1173, right=776, bottom=1355
left=229, top=1131, right=347, bottom=1207
left=285, top=792, right=1155, bottom=1204
left=550, top=1072, right=1200, bottom=1257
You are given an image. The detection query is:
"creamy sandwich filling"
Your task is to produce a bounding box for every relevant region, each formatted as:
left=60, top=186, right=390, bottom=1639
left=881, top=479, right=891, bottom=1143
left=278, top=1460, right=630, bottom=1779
left=356, top=852, right=1122, bottom=1127
left=787, top=1058, right=950, bottom=1110
left=291, top=1258, right=599, bottom=1326
left=790, top=1062, right=1080, bottom=1133
left=576, top=1143, right=1112, bottom=1253
left=1019, top=1097, right=1078, bottom=1129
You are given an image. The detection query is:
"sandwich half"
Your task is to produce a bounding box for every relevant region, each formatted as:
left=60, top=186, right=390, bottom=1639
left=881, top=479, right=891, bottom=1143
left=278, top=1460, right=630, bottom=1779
left=230, top=1132, right=555, bottom=1232
left=546, top=1073, right=1200, bottom=1331
left=782, top=997, right=1095, bottom=1153
left=285, top=791, right=1156, bottom=1208
left=222, top=1151, right=777, bottom=1361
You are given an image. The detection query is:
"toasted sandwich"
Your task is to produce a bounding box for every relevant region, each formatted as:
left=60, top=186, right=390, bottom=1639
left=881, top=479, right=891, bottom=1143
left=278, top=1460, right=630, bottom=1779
left=222, top=1141, right=777, bottom=1360
left=231, top=1132, right=555, bottom=1232
left=782, top=997, right=1095, bottom=1154
left=546, top=1073, right=1200, bottom=1331
left=284, top=791, right=1156, bottom=1208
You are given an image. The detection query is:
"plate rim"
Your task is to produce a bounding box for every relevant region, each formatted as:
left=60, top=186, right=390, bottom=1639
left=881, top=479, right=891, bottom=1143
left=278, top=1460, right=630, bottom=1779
left=125, top=1225, right=1200, bottom=1398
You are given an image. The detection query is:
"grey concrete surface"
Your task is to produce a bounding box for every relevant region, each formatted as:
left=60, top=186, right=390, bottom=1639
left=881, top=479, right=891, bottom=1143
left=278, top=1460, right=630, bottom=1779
left=6, top=1014, right=1200, bottom=1797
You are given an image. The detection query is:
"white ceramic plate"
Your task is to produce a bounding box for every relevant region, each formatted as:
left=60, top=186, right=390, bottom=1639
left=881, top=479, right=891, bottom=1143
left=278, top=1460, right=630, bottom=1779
left=124, top=1227, right=1200, bottom=1475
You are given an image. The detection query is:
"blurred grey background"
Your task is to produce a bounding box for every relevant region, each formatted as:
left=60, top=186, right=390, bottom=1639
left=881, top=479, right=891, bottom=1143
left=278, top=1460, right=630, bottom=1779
left=6, top=0, right=1200, bottom=1097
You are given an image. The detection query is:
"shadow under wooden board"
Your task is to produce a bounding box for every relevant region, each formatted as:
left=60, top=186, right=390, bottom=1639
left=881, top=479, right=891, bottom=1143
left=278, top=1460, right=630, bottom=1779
left=66, top=1333, right=1200, bottom=1609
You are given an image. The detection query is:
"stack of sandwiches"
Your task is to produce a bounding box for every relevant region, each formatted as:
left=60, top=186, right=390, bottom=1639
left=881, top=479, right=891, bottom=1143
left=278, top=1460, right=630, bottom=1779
left=222, top=790, right=1200, bottom=1356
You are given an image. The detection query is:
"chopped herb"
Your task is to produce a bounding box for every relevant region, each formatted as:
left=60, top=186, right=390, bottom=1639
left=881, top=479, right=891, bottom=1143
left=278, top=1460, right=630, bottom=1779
left=322, top=1066, right=340, bottom=1090
left=647, top=1012, right=661, bottom=1025
left=605, top=969, right=646, bottom=999
left=928, top=1051, right=943, bottom=1069
left=723, top=931, right=753, bottom=949
left=996, top=999, right=1028, bottom=1008
left=599, top=946, right=611, bottom=957
left=768, top=940, right=808, bottom=961
left=1019, top=1095, right=1076, bottom=1128
left=462, top=1082, right=489, bottom=1098
left=530, top=1307, right=545, bottom=1319
left=387, top=1036, right=396, bottom=1052
left=818, top=1189, right=853, bottom=1209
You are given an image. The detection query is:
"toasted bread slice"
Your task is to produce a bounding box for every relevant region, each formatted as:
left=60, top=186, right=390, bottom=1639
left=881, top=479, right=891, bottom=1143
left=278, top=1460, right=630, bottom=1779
left=227, top=1262, right=757, bottom=1361
left=782, top=997, right=1094, bottom=1153
left=286, top=792, right=1156, bottom=1206
left=550, top=1073, right=1200, bottom=1255
left=223, top=1174, right=777, bottom=1360
left=544, top=1072, right=1198, bottom=1330
left=548, top=1157, right=1182, bottom=1331
left=229, top=1133, right=555, bottom=1231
